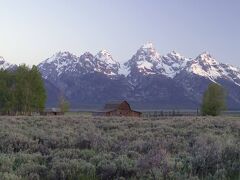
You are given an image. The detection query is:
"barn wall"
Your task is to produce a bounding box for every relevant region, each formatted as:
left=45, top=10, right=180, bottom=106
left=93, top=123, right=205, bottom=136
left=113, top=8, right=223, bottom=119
left=108, top=110, right=141, bottom=117
left=131, top=111, right=141, bottom=117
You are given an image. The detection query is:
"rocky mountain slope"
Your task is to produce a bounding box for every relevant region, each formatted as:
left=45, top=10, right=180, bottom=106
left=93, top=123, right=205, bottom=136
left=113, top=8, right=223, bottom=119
left=37, top=50, right=126, bottom=108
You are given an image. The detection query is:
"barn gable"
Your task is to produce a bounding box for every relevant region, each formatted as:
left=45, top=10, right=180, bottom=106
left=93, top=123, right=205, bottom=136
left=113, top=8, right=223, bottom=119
left=104, top=100, right=131, bottom=111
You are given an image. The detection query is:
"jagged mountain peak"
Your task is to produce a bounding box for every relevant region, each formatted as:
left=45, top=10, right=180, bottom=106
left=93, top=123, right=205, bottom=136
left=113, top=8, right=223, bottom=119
left=165, top=51, right=188, bottom=61
left=168, top=50, right=183, bottom=57
left=81, top=51, right=94, bottom=56
left=95, top=49, right=119, bottom=65
left=38, top=52, right=79, bottom=78
left=198, top=51, right=211, bottom=57
left=79, top=52, right=94, bottom=61
left=0, top=57, right=16, bottom=70
left=38, top=49, right=121, bottom=78
left=0, top=56, right=4, bottom=61
left=44, top=51, right=77, bottom=64
left=195, top=52, right=219, bottom=65
left=97, top=49, right=111, bottom=55
left=55, top=51, right=72, bottom=57
left=124, top=43, right=161, bottom=77
left=184, top=52, right=240, bottom=84
left=94, top=50, right=120, bottom=76
left=126, top=46, right=189, bottom=78
left=140, top=42, right=155, bottom=49
left=137, top=42, right=160, bottom=58
left=127, top=42, right=161, bottom=68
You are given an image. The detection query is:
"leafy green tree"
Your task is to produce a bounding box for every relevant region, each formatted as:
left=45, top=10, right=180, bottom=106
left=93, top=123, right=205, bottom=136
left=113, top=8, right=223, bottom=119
left=0, top=70, right=16, bottom=114
left=201, top=83, right=226, bottom=116
left=29, top=65, right=46, bottom=113
left=15, top=64, right=32, bottom=114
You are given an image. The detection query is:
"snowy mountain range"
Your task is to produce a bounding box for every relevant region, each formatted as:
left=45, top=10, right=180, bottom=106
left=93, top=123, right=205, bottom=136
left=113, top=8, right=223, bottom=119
left=125, top=43, right=188, bottom=78
left=1, top=43, right=240, bottom=109
left=37, top=42, right=240, bottom=85
left=38, top=50, right=120, bottom=80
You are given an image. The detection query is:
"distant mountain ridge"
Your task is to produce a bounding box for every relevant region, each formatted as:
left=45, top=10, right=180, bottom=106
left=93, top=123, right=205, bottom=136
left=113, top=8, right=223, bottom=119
left=36, top=43, right=240, bottom=109
left=35, top=43, right=240, bottom=109
left=1, top=43, right=240, bottom=109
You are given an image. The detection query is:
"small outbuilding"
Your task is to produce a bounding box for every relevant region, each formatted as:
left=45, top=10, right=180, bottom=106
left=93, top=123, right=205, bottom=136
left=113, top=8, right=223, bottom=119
left=40, top=108, right=64, bottom=116
left=94, top=100, right=142, bottom=117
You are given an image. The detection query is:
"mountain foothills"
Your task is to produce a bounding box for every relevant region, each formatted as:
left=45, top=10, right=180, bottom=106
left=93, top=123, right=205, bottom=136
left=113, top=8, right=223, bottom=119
left=1, top=43, right=240, bottom=109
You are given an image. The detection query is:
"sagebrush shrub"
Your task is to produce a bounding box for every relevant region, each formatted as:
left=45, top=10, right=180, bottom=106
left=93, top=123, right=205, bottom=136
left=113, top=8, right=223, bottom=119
left=0, top=115, right=239, bottom=179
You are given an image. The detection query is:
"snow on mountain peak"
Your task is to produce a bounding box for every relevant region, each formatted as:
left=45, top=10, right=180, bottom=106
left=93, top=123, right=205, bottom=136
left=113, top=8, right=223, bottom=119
left=168, top=51, right=184, bottom=59
left=196, top=52, right=218, bottom=65
left=157, top=51, right=189, bottom=78
left=124, top=43, right=161, bottom=76
left=82, top=52, right=93, bottom=56
left=141, top=42, right=154, bottom=49
left=139, top=42, right=160, bottom=57
left=43, top=51, right=78, bottom=64
left=38, top=49, right=121, bottom=79
left=165, top=51, right=188, bottom=62
left=36, top=45, right=240, bottom=87
left=38, top=51, right=79, bottom=78
left=184, top=52, right=240, bottom=87
left=186, top=52, right=230, bottom=82
left=126, top=45, right=189, bottom=78
left=95, top=49, right=118, bottom=65
left=0, top=56, right=15, bottom=70
left=136, top=43, right=161, bottom=63
left=94, top=50, right=120, bottom=76
left=0, top=56, right=4, bottom=62
left=199, top=51, right=211, bottom=57
left=56, top=51, right=71, bottom=57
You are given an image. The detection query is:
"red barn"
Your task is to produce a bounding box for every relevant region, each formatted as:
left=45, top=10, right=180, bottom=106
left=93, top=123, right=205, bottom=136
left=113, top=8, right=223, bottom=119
left=94, top=101, right=141, bottom=117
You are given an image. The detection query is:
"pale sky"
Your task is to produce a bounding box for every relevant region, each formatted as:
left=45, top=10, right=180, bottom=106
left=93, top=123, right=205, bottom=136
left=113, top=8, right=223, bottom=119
left=0, top=0, right=239, bottom=66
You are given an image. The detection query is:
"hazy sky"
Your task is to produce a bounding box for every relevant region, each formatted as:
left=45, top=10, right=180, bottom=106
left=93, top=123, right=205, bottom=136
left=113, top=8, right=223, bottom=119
left=0, top=0, right=239, bottom=66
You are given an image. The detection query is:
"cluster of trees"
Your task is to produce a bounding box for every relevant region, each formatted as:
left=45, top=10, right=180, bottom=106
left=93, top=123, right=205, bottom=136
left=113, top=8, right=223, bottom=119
left=0, top=65, right=46, bottom=115
left=201, top=83, right=226, bottom=116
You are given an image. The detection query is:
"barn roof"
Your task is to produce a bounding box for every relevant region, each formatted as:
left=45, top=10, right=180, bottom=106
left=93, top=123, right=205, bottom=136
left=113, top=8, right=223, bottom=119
left=104, top=100, right=128, bottom=110
left=94, top=100, right=129, bottom=113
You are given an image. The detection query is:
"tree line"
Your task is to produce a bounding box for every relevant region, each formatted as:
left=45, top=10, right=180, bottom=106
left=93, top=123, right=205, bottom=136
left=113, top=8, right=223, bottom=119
left=0, top=65, right=46, bottom=115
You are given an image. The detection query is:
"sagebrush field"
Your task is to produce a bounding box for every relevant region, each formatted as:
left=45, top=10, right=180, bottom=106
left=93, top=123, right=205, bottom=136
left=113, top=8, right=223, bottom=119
left=0, top=115, right=239, bottom=180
